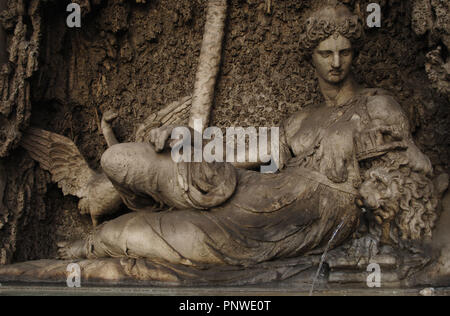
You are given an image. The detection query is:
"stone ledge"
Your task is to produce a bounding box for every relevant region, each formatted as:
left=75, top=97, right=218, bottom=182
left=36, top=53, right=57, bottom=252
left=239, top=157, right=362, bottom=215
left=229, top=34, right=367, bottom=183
left=1, top=284, right=450, bottom=296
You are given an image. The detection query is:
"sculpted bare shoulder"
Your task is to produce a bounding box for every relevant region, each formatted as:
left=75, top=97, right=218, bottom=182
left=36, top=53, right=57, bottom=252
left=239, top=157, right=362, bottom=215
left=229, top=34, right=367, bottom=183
left=365, top=90, right=433, bottom=175
left=365, top=92, right=410, bottom=132
left=282, top=108, right=311, bottom=141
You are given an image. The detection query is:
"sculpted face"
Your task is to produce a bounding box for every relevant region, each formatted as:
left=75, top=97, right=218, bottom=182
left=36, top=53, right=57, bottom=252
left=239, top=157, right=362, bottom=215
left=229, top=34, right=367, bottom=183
left=312, top=34, right=354, bottom=84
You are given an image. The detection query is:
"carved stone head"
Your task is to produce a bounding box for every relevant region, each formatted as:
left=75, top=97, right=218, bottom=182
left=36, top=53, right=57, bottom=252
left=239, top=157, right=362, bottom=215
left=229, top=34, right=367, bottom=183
left=302, top=3, right=364, bottom=84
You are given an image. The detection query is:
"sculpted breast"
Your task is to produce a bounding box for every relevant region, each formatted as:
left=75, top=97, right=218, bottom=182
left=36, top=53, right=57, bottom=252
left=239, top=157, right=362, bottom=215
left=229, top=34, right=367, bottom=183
left=286, top=107, right=331, bottom=157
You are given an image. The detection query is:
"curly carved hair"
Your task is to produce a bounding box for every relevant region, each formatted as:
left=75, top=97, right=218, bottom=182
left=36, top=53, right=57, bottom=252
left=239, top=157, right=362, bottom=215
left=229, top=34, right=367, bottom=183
left=301, top=3, right=364, bottom=58
left=360, top=162, right=439, bottom=244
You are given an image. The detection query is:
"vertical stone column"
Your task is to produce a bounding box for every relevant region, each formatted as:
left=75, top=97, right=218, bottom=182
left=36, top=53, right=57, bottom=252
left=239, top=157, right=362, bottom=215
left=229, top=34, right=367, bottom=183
left=188, top=0, right=228, bottom=131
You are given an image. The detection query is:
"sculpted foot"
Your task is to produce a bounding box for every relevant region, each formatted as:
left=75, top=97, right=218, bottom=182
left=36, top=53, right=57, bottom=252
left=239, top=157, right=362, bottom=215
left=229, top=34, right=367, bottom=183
left=57, top=240, right=88, bottom=260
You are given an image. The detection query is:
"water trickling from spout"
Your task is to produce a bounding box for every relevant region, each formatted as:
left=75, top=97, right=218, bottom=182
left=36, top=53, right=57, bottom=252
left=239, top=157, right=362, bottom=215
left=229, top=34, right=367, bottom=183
left=309, top=216, right=348, bottom=296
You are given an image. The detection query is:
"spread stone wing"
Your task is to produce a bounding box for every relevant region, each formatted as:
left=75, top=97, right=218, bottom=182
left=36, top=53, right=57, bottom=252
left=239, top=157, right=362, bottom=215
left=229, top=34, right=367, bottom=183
left=20, top=127, right=97, bottom=199
left=135, top=96, right=192, bottom=142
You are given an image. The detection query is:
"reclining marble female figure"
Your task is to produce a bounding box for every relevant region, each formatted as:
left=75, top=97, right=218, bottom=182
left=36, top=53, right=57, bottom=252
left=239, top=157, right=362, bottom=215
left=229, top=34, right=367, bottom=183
left=24, top=4, right=442, bottom=267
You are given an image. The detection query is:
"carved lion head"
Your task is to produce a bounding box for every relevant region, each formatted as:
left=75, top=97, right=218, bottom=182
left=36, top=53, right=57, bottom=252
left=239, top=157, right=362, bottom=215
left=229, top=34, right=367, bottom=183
left=359, top=166, right=442, bottom=244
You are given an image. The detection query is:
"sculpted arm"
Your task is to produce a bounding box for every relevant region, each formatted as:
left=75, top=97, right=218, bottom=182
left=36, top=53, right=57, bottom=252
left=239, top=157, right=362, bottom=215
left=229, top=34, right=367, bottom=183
left=365, top=95, right=432, bottom=175
left=216, top=111, right=306, bottom=170
left=359, top=95, right=442, bottom=244
left=146, top=115, right=301, bottom=172
left=228, top=124, right=292, bottom=171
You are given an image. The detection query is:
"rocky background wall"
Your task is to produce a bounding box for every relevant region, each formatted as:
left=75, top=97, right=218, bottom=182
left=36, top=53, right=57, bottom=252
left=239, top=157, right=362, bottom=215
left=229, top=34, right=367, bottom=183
left=0, top=0, right=448, bottom=264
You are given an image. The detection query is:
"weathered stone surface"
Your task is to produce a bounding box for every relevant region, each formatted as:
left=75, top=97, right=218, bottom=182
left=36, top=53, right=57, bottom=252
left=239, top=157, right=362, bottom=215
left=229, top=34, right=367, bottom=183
left=0, top=0, right=447, bottom=290
left=0, top=256, right=320, bottom=287
left=409, top=192, right=450, bottom=287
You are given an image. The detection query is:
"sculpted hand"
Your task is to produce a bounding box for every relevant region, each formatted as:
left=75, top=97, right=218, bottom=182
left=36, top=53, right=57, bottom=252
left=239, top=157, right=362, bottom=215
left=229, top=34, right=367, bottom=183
left=367, top=124, right=407, bottom=149
left=368, top=124, right=431, bottom=175
left=322, top=144, right=349, bottom=183
left=149, top=126, right=176, bottom=152
left=405, top=143, right=433, bottom=176
left=319, top=126, right=354, bottom=183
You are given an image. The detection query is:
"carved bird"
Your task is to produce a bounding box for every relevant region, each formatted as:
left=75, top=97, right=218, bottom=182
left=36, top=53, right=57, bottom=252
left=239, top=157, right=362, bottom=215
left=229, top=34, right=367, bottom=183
left=20, top=127, right=123, bottom=226
left=19, top=98, right=192, bottom=227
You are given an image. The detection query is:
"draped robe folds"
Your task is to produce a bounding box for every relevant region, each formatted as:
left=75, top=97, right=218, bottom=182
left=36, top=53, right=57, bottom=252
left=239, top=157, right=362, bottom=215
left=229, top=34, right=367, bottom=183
left=85, top=90, right=401, bottom=269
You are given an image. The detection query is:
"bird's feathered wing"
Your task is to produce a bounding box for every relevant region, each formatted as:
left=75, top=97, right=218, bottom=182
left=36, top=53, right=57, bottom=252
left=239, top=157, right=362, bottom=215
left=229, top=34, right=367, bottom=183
left=20, top=128, right=97, bottom=199
left=135, top=96, right=191, bottom=142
